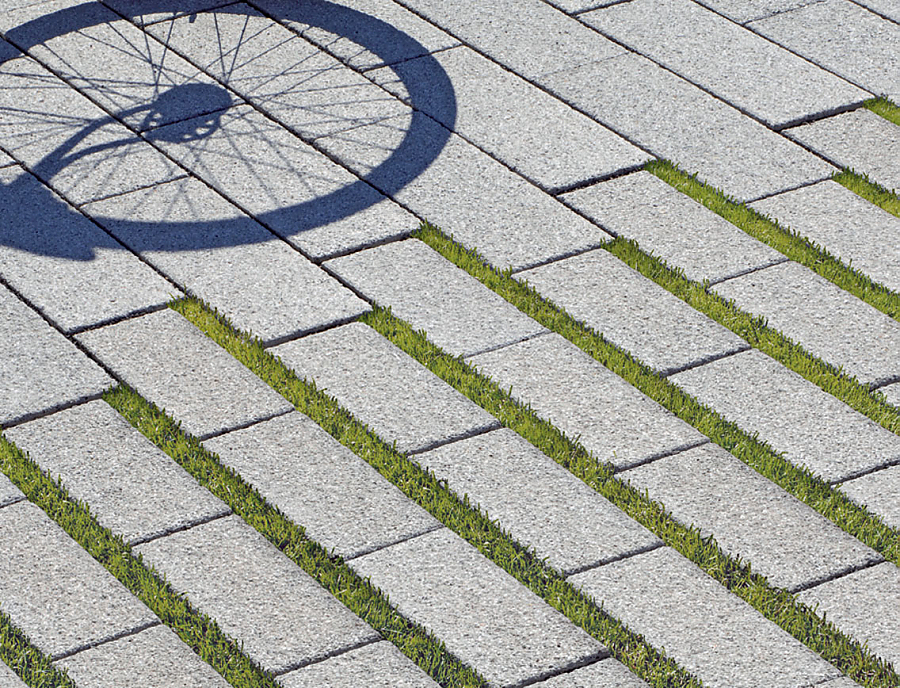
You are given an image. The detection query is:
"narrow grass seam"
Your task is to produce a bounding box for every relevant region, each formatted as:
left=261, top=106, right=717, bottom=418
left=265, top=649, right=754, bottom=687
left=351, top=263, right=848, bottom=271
left=0, top=610, right=75, bottom=688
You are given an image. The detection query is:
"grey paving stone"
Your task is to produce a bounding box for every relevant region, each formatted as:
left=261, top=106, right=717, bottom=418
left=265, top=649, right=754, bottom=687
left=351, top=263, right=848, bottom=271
left=277, top=641, right=440, bottom=688
left=531, top=659, right=649, bottom=687
left=0, top=662, right=26, bottom=688
left=5, top=400, right=231, bottom=545
left=713, top=260, right=900, bottom=387
left=417, top=429, right=661, bottom=575
left=561, top=171, right=786, bottom=284
left=540, top=52, right=837, bottom=202
left=620, top=443, right=882, bottom=591
left=324, top=239, right=546, bottom=357
left=349, top=527, right=606, bottom=688
left=55, top=624, right=230, bottom=688
left=670, top=349, right=900, bottom=482
left=837, top=464, right=900, bottom=529
left=785, top=109, right=900, bottom=192
left=0, top=501, right=158, bottom=658
left=882, top=381, right=900, bottom=407
left=750, top=179, right=900, bottom=293
left=0, top=149, right=15, bottom=166
left=0, top=284, right=112, bottom=426
left=0, top=471, right=24, bottom=509
left=750, top=0, right=900, bottom=101
left=135, top=515, right=380, bottom=674
left=369, top=46, right=648, bottom=193
left=76, top=309, right=292, bottom=439
left=583, top=0, right=868, bottom=129
left=797, top=562, right=900, bottom=670
left=516, top=249, right=749, bottom=375
left=0, top=167, right=176, bottom=333
left=83, top=176, right=368, bottom=345
left=315, top=111, right=611, bottom=272
left=813, top=679, right=866, bottom=688
left=103, top=0, right=235, bottom=25
left=569, top=547, right=841, bottom=688
left=203, top=411, right=440, bottom=559
left=690, top=0, right=823, bottom=24
left=271, top=322, right=500, bottom=453
left=853, top=0, right=900, bottom=21
left=467, top=333, right=707, bottom=470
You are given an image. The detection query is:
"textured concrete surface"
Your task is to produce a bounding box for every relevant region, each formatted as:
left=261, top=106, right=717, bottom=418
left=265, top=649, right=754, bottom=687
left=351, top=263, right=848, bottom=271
left=837, top=464, right=900, bottom=529
left=693, top=0, right=825, bottom=24
left=0, top=471, right=24, bottom=509
left=531, top=659, right=650, bottom=687
left=0, top=661, right=27, bottom=688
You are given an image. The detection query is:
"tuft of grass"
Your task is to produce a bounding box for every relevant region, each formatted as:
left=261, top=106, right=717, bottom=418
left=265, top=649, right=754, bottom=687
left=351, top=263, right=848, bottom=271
left=0, top=611, right=76, bottom=688
left=865, top=97, right=900, bottom=128
left=834, top=169, right=900, bottom=220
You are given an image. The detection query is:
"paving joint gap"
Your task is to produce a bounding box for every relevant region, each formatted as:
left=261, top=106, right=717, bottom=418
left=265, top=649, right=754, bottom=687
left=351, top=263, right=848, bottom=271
left=507, top=241, right=613, bottom=275
left=66, top=303, right=174, bottom=337
left=745, top=173, right=839, bottom=204
left=403, top=421, right=503, bottom=456
left=196, top=407, right=295, bottom=442
left=510, top=649, right=611, bottom=688
left=705, top=257, right=791, bottom=287
left=771, top=99, right=874, bottom=132
left=789, top=557, right=890, bottom=595
left=461, top=330, right=554, bottom=360
left=48, top=620, right=162, bottom=662
left=830, top=456, right=900, bottom=485
left=611, top=439, right=713, bottom=475
left=658, top=343, right=752, bottom=378
left=563, top=541, right=666, bottom=578
left=270, top=637, right=384, bottom=677
left=125, top=510, right=234, bottom=547
left=72, top=174, right=191, bottom=208
left=548, top=162, right=648, bottom=196
left=342, top=524, right=446, bottom=562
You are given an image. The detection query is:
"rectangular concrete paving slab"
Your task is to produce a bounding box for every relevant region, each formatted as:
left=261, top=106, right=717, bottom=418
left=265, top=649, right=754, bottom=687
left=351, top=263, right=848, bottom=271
left=416, top=428, right=661, bottom=575
left=853, top=0, right=900, bottom=21
left=619, top=442, right=882, bottom=591
left=76, top=308, right=292, bottom=440
left=271, top=322, right=500, bottom=453
left=561, top=171, right=787, bottom=284
left=0, top=284, right=112, bottom=427
left=0, top=471, right=24, bottom=509
left=0, top=501, right=159, bottom=659
left=669, top=349, right=900, bottom=482
left=690, top=0, right=825, bottom=24
left=582, top=0, right=868, bottom=129
left=203, top=411, right=441, bottom=560
left=750, top=179, right=900, bottom=293
left=324, top=238, right=547, bottom=357
left=0, top=662, right=26, bottom=688
left=569, top=547, right=842, bottom=688
left=4, top=400, right=231, bottom=545
left=837, top=464, right=900, bottom=529
left=531, top=659, right=649, bottom=687
left=134, top=515, right=381, bottom=675
left=516, top=248, right=749, bottom=375
left=467, top=333, right=708, bottom=470
left=349, top=527, right=607, bottom=688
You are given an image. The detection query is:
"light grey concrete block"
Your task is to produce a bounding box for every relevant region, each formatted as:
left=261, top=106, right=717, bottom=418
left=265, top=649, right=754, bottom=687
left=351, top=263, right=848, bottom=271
left=203, top=411, right=440, bottom=559
left=540, top=52, right=836, bottom=202
left=271, top=322, right=500, bottom=453
left=852, top=0, right=900, bottom=21
left=620, top=443, right=882, bottom=591
left=84, top=176, right=369, bottom=344
left=0, top=471, right=24, bottom=509
left=103, top=0, right=235, bottom=25
left=0, top=167, right=176, bottom=333
left=76, top=309, right=292, bottom=439
left=570, top=547, right=841, bottom=688
left=881, top=382, right=900, bottom=407
left=797, top=562, right=900, bottom=670
left=561, top=172, right=786, bottom=284
left=670, top=349, right=900, bottom=482
left=583, top=0, right=868, bottom=129
left=785, top=109, right=900, bottom=192
left=0, top=284, right=112, bottom=426
left=750, top=0, right=900, bottom=102
left=713, top=260, right=900, bottom=387
left=517, top=249, right=749, bottom=375
left=417, top=429, right=661, bottom=575
left=0, top=149, right=15, bottom=167
left=55, top=624, right=230, bottom=688
left=315, top=111, right=612, bottom=272
left=277, top=641, right=440, bottom=688
left=467, top=333, right=707, bottom=470
left=838, top=464, right=900, bottom=529
left=325, top=239, right=546, bottom=357
left=531, top=659, right=649, bottom=687
left=349, top=527, right=606, bottom=688
left=370, top=46, right=648, bottom=193
left=0, top=501, right=158, bottom=658
left=135, top=515, right=380, bottom=674
left=5, top=400, right=231, bottom=545
left=0, top=661, right=27, bottom=688
left=690, top=0, right=822, bottom=24
left=750, top=180, right=900, bottom=293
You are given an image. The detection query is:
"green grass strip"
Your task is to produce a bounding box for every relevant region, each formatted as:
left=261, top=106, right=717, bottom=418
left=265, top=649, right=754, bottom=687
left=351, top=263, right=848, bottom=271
left=104, top=384, right=485, bottom=688
left=0, top=433, right=279, bottom=688
left=171, top=296, right=703, bottom=688
left=834, top=170, right=900, bottom=220
left=0, top=611, right=75, bottom=688
left=865, top=97, right=900, bottom=128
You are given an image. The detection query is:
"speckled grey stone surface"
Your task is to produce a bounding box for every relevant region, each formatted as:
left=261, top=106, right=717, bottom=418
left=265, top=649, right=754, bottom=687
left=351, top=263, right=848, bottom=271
left=325, top=239, right=546, bottom=357
left=670, top=349, right=900, bottom=483
left=561, top=171, right=786, bottom=284
left=880, top=382, right=900, bottom=407
left=798, top=562, right=900, bottom=670
left=838, top=464, right=900, bottom=529
left=271, top=322, right=500, bottom=454
left=0, top=660, right=27, bottom=688
left=690, top=0, right=823, bottom=24
left=416, top=429, right=660, bottom=575
left=813, top=678, right=866, bottom=688
left=102, top=0, right=234, bottom=25
left=277, top=641, right=440, bottom=688
left=620, top=443, right=882, bottom=591
left=713, top=260, right=900, bottom=387
left=517, top=248, right=749, bottom=375
left=750, top=180, right=900, bottom=293
left=349, top=527, right=606, bottom=687
left=203, top=412, right=440, bottom=560
left=467, top=333, right=707, bottom=470
left=1, top=284, right=112, bottom=426
left=55, top=624, right=230, bottom=688
left=531, top=659, right=649, bottom=687
left=853, top=0, right=900, bottom=21
left=135, top=515, right=380, bottom=674
left=0, top=501, right=158, bottom=659
left=76, top=309, right=292, bottom=439
left=0, top=471, right=24, bottom=509
left=570, top=547, right=841, bottom=688
left=5, top=400, right=231, bottom=545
